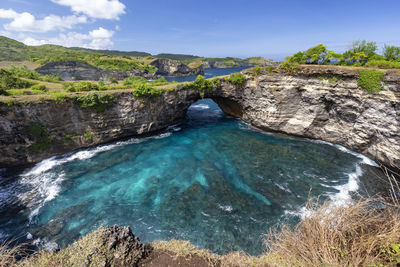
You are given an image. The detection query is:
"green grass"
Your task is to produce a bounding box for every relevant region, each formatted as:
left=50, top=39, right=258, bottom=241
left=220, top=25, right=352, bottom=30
left=357, top=69, right=385, bottom=93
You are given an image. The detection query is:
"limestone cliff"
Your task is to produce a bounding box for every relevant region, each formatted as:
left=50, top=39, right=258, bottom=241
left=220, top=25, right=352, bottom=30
left=150, top=58, right=204, bottom=76
left=209, top=66, right=400, bottom=168
left=0, top=88, right=198, bottom=167
left=1, top=66, right=399, bottom=170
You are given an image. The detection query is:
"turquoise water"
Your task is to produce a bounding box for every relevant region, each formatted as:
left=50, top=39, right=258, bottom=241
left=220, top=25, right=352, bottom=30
left=0, top=99, right=385, bottom=255
left=163, top=67, right=250, bottom=82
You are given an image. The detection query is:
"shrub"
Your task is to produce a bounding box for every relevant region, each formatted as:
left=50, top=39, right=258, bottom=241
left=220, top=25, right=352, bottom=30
left=75, top=93, right=114, bottom=112
left=383, top=45, right=400, bottom=61
left=122, top=76, right=147, bottom=86
left=365, top=60, right=400, bottom=69
left=225, top=72, right=246, bottom=86
left=0, top=69, right=34, bottom=90
left=182, top=75, right=220, bottom=93
left=132, top=84, right=163, bottom=98
left=84, top=130, right=94, bottom=142
left=0, top=88, right=8, bottom=96
left=109, top=77, right=118, bottom=84
left=152, top=77, right=170, bottom=86
left=65, top=81, right=99, bottom=92
left=279, top=61, right=300, bottom=73
left=357, top=69, right=385, bottom=93
left=30, top=84, right=47, bottom=91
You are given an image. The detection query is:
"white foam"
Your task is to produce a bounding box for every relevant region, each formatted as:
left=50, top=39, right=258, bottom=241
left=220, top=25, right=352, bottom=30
left=311, top=139, right=379, bottom=167
left=218, top=204, right=233, bottom=212
left=329, top=165, right=361, bottom=206
left=190, top=104, right=210, bottom=110
left=17, top=131, right=174, bottom=220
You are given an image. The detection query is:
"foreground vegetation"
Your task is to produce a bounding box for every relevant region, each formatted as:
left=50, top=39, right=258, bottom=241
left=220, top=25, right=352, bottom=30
left=1, top=195, right=398, bottom=266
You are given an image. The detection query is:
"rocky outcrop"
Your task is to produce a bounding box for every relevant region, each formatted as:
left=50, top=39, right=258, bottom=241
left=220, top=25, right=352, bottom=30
left=35, top=61, right=157, bottom=81
left=201, top=59, right=277, bottom=69
left=208, top=66, right=400, bottom=168
left=1, top=66, right=399, bottom=169
left=20, top=225, right=148, bottom=266
left=0, top=88, right=198, bottom=167
left=150, top=58, right=204, bottom=76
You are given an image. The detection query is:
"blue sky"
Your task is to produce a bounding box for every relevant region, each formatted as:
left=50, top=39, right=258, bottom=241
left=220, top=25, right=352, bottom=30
left=1, top=0, right=399, bottom=60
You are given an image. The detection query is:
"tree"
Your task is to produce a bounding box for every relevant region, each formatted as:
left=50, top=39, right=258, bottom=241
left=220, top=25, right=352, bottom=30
left=343, top=40, right=377, bottom=64
left=383, top=45, right=400, bottom=61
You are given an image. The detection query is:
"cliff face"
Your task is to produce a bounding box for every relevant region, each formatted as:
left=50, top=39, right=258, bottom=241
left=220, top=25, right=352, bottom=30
left=209, top=67, right=400, bottom=168
left=150, top=58, right=204, bottom=76
left=1, top=66, right=399, bottom=169
left=35, top=61, right=157, bottom=81
left=0, top=88, right=199, bottom=167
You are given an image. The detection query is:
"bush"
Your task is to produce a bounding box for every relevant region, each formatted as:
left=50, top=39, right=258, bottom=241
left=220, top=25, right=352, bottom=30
left=122, top=76, right=147, bottom=86
left=365, top=60, right=400, bottom=69
left=279, top=61, right=300, bottom=73
left=182, top=75, right=220, bottom=93
left=132, top=84, right=163, bottom=98
left=30, top=84, right=47, bottom=91
left=65, top=81, right=99, bottom=92
left=0, top=69, right=34, bottom=90
left=109, top=77, right=118, bottom=84
left=75, top=93, right=114, bottom=112
left=357, top=69, right=385, bottom=93
left=84, top=130, right=94, bottom=142
left=225, top=72, right=246, bottom=86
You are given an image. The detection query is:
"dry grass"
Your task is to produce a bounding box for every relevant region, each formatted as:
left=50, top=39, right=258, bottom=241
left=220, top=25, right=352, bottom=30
left=264, top=198, right=400, bottom=266
left=0, top=61, right=38, bottom=70
left=0, top=240, right=26, bottom=267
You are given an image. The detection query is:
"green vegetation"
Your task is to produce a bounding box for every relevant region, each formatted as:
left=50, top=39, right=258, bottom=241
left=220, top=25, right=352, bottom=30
left=75, top=93, right=114, bottom=112
left=182, top=75, right=221, bottom=94
left=328, top=76, right=343, bottom=85
left=365, top=59, right=400, bottom=69
left=0, top=36, right=156, bottom=73
left=30, top=84, right=47, bottom=91
left=84, top=130, right=94, bottom=142
left=64, top=81, right=99, bottom=92
left=28, top=122, right=52, bottom=153
left=7, top=66, right=62, bottom=82
left=0, top=69, right=35, bottom=94
left=285, top=40, right=400, bottom=69
left=132, top=84, right=163, bottom=98
left=92, top=58, right=156, bottom=72
left=278, top=61, right=300, bottom=73
left=357, top=69, right=385, bottom=93
left=224, top=72, right=246, bottom=86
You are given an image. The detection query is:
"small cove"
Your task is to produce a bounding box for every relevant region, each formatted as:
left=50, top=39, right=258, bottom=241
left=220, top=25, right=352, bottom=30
left=0, top=99, right=386, bottom=255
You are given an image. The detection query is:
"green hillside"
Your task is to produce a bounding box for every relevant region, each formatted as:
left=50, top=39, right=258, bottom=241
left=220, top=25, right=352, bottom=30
left=0, top=36, right=269, bottom=71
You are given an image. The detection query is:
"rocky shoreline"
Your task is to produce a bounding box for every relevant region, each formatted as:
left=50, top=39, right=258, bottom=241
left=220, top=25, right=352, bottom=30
left=0, top=65, right=399, bottom=170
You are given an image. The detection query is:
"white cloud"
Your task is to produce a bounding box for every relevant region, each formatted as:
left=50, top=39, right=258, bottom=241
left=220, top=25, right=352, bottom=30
left=22, top=27, right=115, bottom=50
left=89, top=27, right=114, bottom=39
left=0, top=8, right=87, bottom=33
left=52, top=0, right=126, bottom=20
